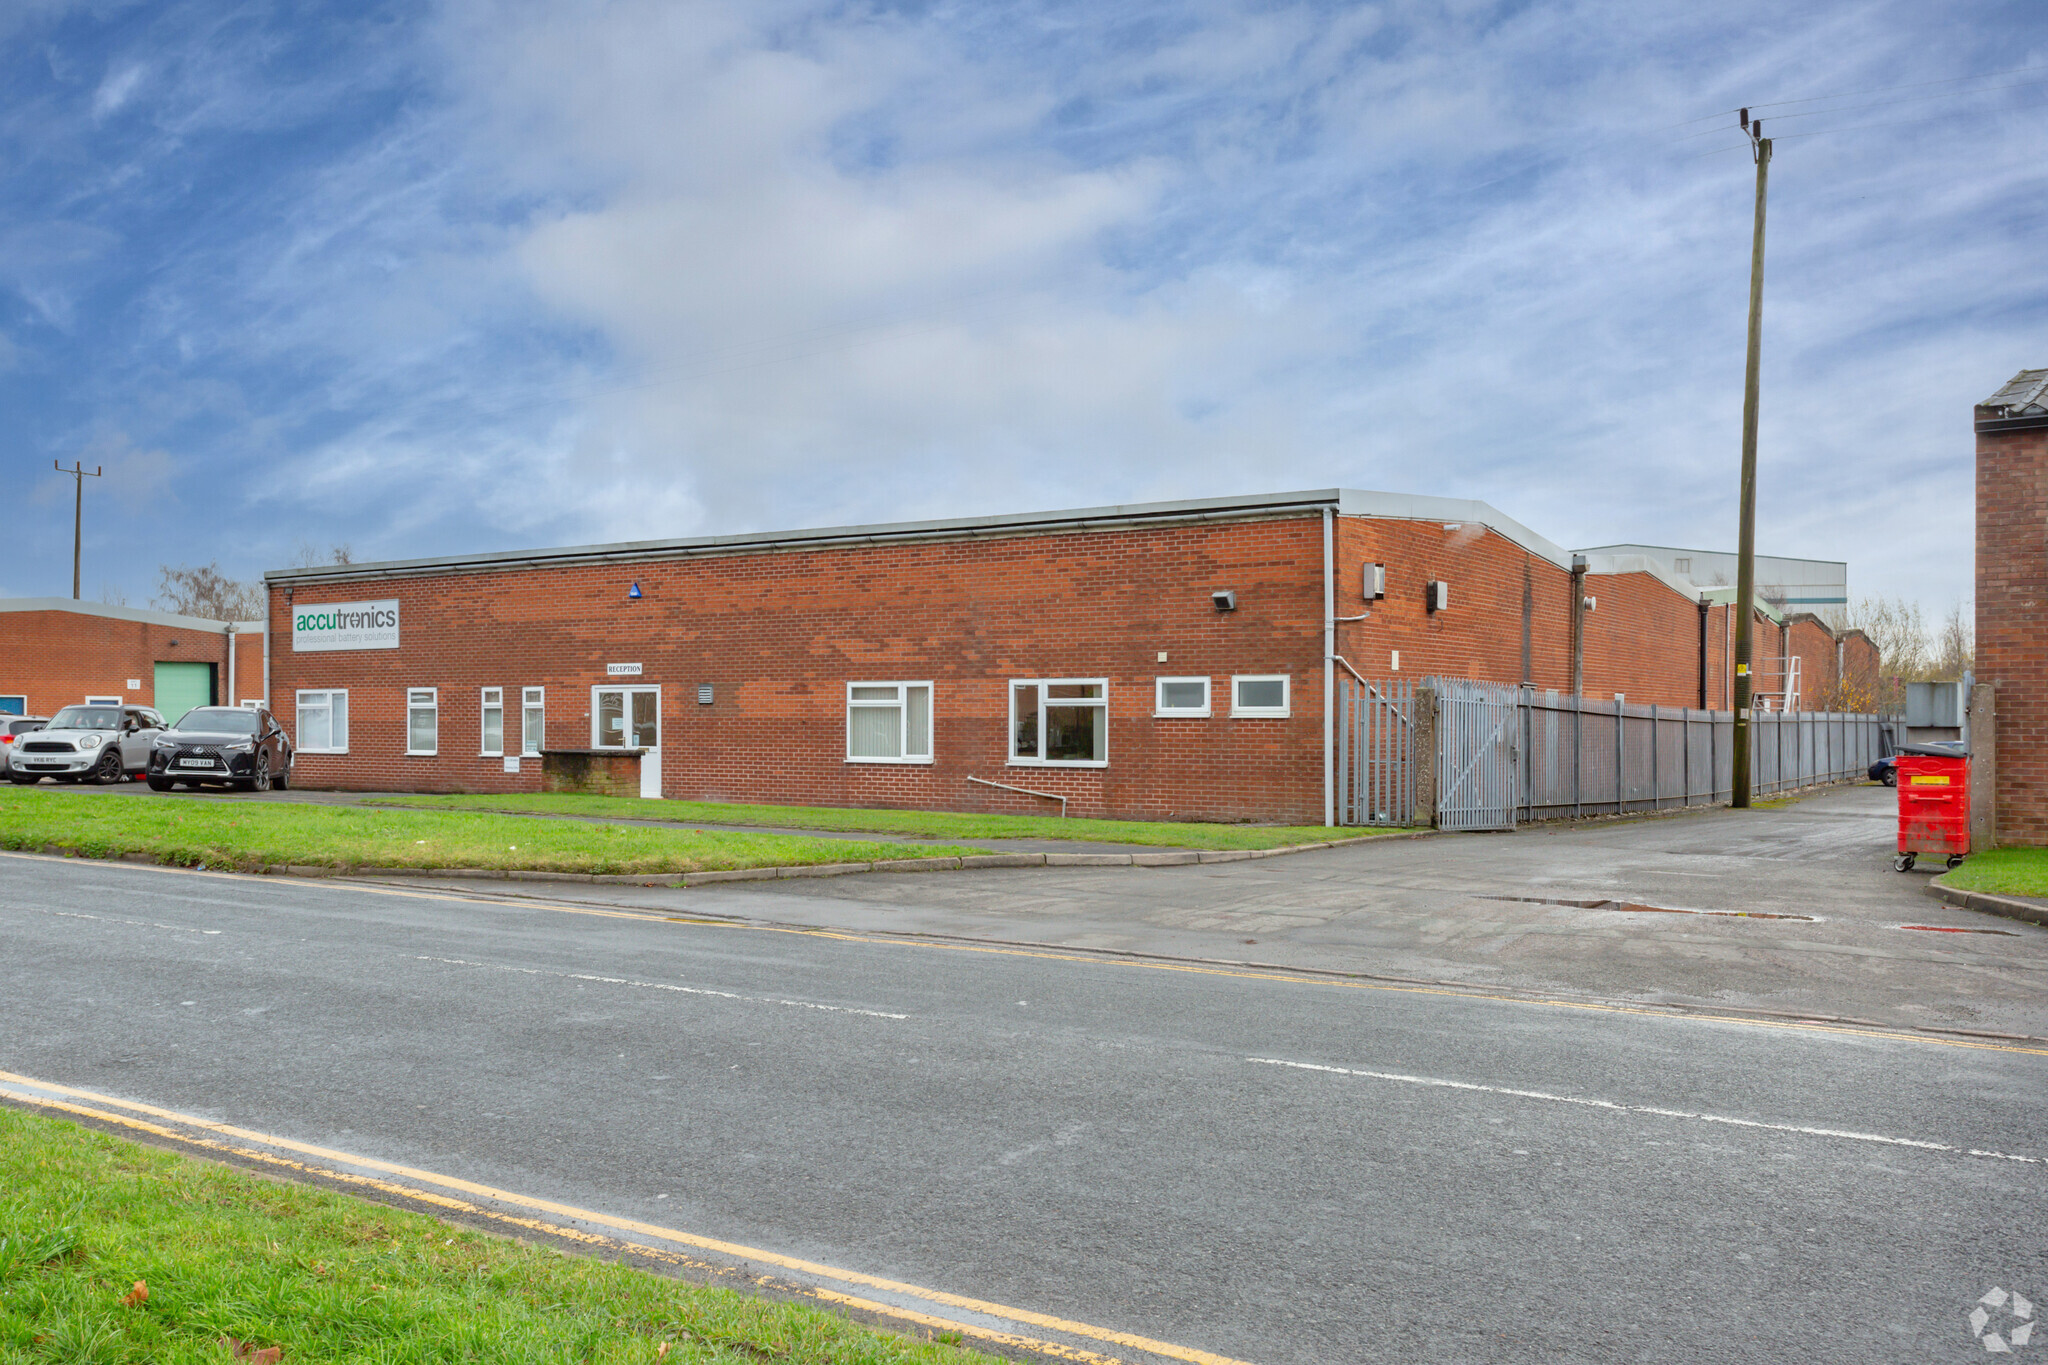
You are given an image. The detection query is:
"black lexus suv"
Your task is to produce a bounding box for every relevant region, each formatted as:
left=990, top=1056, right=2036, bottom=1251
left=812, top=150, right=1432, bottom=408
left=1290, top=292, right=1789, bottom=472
left=147, top=706, right=295, bottom=792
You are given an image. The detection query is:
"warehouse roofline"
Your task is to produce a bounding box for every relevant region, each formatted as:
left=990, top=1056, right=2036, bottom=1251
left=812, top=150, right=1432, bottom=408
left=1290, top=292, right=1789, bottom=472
left=263, top=487, right=1607, bottom=586
left=0, top=598, right=262, bottom=633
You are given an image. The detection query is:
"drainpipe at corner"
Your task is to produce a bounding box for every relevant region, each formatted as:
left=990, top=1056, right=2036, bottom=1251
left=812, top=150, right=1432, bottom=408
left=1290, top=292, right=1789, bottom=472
left=226, top=624, right=236, bottom=707
left=1322, top=505, right=1335, bottom=828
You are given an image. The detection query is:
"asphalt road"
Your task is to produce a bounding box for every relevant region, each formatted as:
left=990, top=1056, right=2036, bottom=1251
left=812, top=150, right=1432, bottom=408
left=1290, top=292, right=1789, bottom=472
left=5, top=850, right=2046, bottom=1363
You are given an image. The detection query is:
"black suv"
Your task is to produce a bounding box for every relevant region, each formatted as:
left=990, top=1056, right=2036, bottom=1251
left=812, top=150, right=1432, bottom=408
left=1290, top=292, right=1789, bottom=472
left=147, top=706, right=294, bottom=792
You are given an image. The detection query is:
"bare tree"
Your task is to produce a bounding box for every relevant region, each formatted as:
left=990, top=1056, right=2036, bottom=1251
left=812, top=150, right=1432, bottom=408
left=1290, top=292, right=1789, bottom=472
left=155, top=562, right=263, bottom=621
left=1930, top=600, right=1974, bottom=681
left=97, top=582, right=129, bottom=607
left=289, top=542, right=355, bottom=569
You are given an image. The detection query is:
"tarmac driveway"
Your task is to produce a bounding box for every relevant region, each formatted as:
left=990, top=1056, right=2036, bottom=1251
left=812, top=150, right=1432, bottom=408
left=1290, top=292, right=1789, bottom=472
left=411, top=784, right=2048, bottom=1040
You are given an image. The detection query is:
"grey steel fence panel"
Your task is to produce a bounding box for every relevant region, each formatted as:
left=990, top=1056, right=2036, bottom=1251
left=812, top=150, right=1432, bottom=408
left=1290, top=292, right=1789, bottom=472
left=1336, top=676, right=1416, bottom=826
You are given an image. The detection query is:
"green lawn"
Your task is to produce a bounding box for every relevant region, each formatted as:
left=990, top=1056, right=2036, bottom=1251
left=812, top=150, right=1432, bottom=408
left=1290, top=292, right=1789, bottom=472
left=1940, top=848, right=2048, bottom=899
left=0, top=1107, right=998, bottom=1364
left=0, top=788, right=982, bottom=876
left=365, top=792, right=1378, bottom=850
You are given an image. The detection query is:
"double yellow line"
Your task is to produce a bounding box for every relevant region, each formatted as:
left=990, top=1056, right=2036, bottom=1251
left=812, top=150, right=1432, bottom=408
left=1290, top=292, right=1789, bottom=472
left=0, top=1069, right=1255, bottom=1365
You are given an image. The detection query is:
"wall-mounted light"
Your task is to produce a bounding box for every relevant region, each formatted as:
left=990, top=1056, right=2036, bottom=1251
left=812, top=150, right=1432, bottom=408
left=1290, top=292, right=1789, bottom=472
left=1211, top=590, right=1237, bottom=612
left=1583, top=595, right=1598, bottom=612
left=1425, top=581, right=1449, bottom=613
left=1363, top=563, right=1386, bottom=600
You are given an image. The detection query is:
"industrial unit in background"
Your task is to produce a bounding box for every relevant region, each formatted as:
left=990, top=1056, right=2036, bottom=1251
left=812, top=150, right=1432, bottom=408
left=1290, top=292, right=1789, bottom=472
left=260, top=488, right=1879, bottom=825
left=0, top=600, right=265, bottom=723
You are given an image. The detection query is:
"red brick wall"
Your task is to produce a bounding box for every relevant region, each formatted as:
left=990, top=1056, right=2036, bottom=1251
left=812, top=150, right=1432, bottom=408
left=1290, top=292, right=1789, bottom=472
left=271, top=517, right=1330, bottom=823
left=1978, top=419, right=2048, bottom=845
left=0, top=609, right=247, bottom=717
left=1783, top=615, right=1840, bottom=706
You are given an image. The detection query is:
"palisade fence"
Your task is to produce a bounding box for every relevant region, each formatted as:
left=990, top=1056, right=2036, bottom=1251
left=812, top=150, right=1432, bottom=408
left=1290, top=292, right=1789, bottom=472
left=1335, top=675, right=1894, bottom=830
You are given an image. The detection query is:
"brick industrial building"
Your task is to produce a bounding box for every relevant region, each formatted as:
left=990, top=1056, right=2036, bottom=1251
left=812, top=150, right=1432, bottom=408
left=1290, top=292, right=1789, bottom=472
left=0, top=600, right=265, bottom=722
left=1977, top=368, right=2048, bottom=846
left=263, top=489, right=1877, bottom=824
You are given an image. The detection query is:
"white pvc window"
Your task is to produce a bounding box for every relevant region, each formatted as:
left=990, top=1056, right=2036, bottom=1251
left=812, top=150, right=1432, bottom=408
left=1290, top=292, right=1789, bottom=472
left=1010, top=679, right=1107, bottom=766
left=521, top=687, right=545, bottom=756
left=407, top=688, right=438, bottom=755
left=1230, top=675, right=1291, bottom=718
left=847, top=682, right=932, bottom=763
left=1154, top=677, right=1210, bottom=718
left=0, top=695, right=25, bottom=716
left=480, top=687, right=504, bottom=756
left=85, top=695, right=122, bottom=706
left=296, top=690, right=348, bottom=753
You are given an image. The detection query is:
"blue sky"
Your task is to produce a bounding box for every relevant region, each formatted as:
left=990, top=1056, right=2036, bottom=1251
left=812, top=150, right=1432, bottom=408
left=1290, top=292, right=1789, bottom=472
left=3, top=0, right=2042, bottom=613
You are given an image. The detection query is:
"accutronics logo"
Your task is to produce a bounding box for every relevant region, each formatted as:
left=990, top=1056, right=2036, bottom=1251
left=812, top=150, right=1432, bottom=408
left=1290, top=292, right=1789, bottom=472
left=292, top=598, right=401, bottom=653
left=294, top=607, right=396, bottom=633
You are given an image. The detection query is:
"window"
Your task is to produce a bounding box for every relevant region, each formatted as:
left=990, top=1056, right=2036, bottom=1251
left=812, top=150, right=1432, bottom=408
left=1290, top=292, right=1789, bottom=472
left=1010, top=679, right=1107, bottom=765
left=1154, top=677, right=1210, bottom=718
left=480, top=688, right=504, bottom=756
left=521, top=687, right=545, bottom=756
left=85, top=695, right=122, bottom=706
left=296, top=690, right=348, bottom=753
left=1230, top=675, right=1291, bottom=718
left=0, top=696, right=24, bottom=716
left=1673, top=557, right=1693, bottom=575
left=407, top=688, right=438, bottom=755
left=847, top=682, right=932, bottom=762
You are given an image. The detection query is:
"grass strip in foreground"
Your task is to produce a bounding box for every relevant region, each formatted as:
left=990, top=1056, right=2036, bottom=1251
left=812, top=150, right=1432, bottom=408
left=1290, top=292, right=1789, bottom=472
left=0, top=1107, right=1000, bottom=1364
left=0, top=788, right=983, bottom=876
left=1939, top=848, right=2048, bottom=900
left=366, top=792, right=1377, bottom=850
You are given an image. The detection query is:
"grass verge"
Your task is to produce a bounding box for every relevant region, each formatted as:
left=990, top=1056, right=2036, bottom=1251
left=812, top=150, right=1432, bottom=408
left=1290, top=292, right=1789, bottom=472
left=364, top=792, right=1382, bottom=850
left=0, top=788, right=983, bottom=876
left=1939, top=848, right=2048, bottom=899
left=0, top=1106, right=999, bottom=1364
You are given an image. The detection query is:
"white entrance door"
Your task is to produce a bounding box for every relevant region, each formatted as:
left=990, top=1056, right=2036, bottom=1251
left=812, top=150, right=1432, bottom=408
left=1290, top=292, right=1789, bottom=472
left=592, top=686, right=661, bottom=799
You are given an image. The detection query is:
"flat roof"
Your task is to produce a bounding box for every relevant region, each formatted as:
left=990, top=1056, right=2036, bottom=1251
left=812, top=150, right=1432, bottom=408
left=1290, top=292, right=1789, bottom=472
left=265, top=487, right=1605, bottom=585
left=0, top=598, right=262, bottom=633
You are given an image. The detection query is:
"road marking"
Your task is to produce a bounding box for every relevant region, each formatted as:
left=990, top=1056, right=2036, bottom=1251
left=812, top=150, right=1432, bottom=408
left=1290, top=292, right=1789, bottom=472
left=0, top=1069, right=1251, bottom=1365
left=10, top=905, right=222, bottom=935
left=412, top=954, right=909, bottom=1019
left=8, top=850, right=2048, bottom=1058
left=1247, top=1058, right=2045, bottom=1164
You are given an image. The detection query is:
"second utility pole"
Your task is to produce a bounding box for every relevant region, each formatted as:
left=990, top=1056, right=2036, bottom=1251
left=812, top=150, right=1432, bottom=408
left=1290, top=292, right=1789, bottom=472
left=55, top=460, right=104, bottom=601
left=1730, top=111, right=1771, bottom=809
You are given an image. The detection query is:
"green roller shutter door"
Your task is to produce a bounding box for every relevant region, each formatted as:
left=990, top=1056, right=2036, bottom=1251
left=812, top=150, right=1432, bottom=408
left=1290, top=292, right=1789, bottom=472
left=153, top=662, right=215, bottom=726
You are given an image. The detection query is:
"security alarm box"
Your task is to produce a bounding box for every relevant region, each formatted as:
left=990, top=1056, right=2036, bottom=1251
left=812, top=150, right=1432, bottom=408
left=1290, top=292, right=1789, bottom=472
left=1426, top=581, right=1449, bottom=612
left=1364, top=563, right=1386, bottom=600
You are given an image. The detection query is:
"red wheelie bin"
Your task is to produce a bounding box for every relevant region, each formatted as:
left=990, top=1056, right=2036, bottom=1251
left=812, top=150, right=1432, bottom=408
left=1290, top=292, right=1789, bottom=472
left=1894, top=749, right=1969, bottom=872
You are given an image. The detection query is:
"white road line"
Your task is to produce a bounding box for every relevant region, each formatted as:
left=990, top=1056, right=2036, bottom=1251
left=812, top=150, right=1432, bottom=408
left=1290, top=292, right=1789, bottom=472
left=1247, top=1057, right=2043, bottom=1165
left=414, top=955, right=909, bottom=1019
left=13, top=905, right=222, bottom=935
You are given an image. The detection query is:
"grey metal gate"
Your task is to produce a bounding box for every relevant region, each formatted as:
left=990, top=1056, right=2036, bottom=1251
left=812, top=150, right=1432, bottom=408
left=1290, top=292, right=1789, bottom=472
left=1335, top=675, right=1416, bottom=826
left=1435, top=678, right=1520, bottom=831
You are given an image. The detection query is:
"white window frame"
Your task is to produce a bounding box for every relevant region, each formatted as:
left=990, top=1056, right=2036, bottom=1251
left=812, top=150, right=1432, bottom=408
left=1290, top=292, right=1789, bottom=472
left=1008, top=677, right=1109, bottom=768
left=480, top=687, right=504, bottom=757
left=1230, top=674, right=1291, bottom=718
left=84, top=695, right=122, bottom=706
left=845, top=681, right=933, bottom=764
left=1153, top=676, right=1211, bottom=718
left=295, top=689, right=348, bottom=754
left=0, top=695, right=25, bottom=716
left=521, top=687, right=545, bottom=757
left=407, top=687, right=439, bottom=756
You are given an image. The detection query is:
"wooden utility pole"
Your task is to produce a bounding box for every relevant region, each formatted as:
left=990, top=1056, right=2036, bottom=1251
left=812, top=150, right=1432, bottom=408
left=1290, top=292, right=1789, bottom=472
left=1731, top=111, right=1771, bottom=809
left=56, top=460, right=103, bottom=601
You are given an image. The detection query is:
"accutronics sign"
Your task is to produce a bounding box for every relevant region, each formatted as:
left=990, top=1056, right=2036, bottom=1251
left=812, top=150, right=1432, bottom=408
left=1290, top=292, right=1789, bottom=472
left=292, top=599, right=400, bottom=652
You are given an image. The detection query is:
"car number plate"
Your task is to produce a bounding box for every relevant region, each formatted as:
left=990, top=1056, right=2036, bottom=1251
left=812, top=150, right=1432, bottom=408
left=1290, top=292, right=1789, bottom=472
left=177, top=758, right=217, bottom=768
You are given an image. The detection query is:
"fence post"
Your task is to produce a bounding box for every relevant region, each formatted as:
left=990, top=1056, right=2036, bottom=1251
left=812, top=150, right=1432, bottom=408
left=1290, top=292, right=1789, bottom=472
left=1572, top=693, right=1583, bottom=821
left=1650, top=703, right=1659, bottom=811
left=1615, top=696, right=1625, bottom=813
left=1415, top=685, right=1439, bottom=830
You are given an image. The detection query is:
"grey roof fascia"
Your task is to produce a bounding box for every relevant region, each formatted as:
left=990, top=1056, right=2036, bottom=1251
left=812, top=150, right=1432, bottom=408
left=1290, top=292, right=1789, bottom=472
left=1575, top=542, right=1847, bottom=571
left=1332, top=490, right=1575, bottom=570
left=264, top=489, right=1351, bottom=586
left=0, top=598, right=254, bottom=633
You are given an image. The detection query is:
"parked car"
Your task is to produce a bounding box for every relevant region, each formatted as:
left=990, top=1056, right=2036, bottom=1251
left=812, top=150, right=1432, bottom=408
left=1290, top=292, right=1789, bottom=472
left=0, top=716, right=51, bottom=776
left=146, top=705, right=293, bottom=792
left=6, top=704, right=166, bottom=783
left=1870, top=739, right=1967, bottom=787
